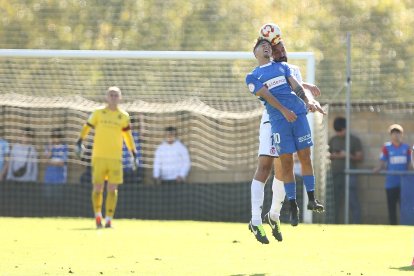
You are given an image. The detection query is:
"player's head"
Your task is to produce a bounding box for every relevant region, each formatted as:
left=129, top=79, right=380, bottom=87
left=388, top=124, right=403, bottom=143
left=253, top=38, right=272, bottom=60
left=165, top=126, right=177, bottom=144
left=22, top=127, right=34, bottom=143
left=333, top=117, right=346, bottom=134
left=272, top=40, right=287, bottom=62
left=106, top=86, right=122, bottom=106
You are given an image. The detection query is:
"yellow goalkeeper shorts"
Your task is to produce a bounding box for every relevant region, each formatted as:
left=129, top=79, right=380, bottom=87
left=91, top=158, right=123, bottom=185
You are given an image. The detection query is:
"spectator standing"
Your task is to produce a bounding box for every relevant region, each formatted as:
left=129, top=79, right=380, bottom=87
left=373, top=124, right=412, bottom=225
left=153, top=127, right=191, bottom=185
left=328, top=117, right=363, bottom=224
left=7, top=127, right=38, bottom=182
left=43, top=128, right=68, bottom=184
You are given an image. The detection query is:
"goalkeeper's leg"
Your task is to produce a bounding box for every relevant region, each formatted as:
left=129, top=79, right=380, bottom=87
left=91, top=159, right=106, bottom=228
left=104, top=162, right=123, bottom=228
left=91, top=185, right=104, bottom=228
left=105, top=184, right=118, bottom=228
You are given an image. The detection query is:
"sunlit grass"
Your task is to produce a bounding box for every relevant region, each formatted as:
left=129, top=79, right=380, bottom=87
left=0, top=217, right=412, bottom=275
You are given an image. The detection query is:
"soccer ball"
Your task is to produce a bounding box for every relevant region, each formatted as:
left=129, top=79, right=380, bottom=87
left=259, top=23, right=282, bottom=45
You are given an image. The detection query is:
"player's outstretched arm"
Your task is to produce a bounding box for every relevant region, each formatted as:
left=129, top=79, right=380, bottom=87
left=303, top=82, right=321, bottom=97
left=288, top=76, right=326, bottom=115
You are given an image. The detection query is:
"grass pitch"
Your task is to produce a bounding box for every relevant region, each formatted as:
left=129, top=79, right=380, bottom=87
left=0, top=217, right=412, bottom=276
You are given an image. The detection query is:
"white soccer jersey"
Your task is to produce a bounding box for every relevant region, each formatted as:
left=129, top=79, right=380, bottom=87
left=258, top=64, right=303, bottom=156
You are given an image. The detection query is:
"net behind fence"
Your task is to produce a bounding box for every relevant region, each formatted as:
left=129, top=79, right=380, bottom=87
left=0, top=50, right=330, bottom=223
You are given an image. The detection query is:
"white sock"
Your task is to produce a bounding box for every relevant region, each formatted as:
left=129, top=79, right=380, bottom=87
left=269, top=176, right=286, bottom=221
left=105, top=216, right=112, bottom=222
left=95, top=212, right=102, bottom=218
left=251, top=179, right=265, bottom=226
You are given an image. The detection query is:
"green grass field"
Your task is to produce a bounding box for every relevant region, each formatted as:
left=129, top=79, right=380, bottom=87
left=0, top=217, right=412, bottom=276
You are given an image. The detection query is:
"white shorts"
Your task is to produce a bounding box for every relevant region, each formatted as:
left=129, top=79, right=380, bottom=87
left=258, top=119, right=279, bottom=157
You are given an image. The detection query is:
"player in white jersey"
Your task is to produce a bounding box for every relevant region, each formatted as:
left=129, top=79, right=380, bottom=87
left=248, top=38, right=323, bottom=244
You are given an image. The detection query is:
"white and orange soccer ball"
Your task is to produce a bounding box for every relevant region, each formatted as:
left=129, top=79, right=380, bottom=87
left=258, top=23, right=282, bottom=45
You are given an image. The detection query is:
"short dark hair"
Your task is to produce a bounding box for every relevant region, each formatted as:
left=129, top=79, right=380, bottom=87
left=51, top=128, right=63, bottom=138
left=253, top=38, right=271, bottom=53
left=130, top=116, right=136, bottom=125
left=23, top=127, right=35, bottom=137
left=333, top=117, right=346, bottom=132
left=165, top=126, right=177, bottom=133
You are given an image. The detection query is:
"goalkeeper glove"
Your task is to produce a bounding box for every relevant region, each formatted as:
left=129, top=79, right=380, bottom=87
left=75, top=139, right=85, bottom=158
left=131, top=151, right=139, bottom=171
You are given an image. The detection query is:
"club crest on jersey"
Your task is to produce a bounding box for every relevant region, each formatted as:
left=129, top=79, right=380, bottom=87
left=248, top=83, right=255, bottom=92
left=270, top=146, right=276, bottom=155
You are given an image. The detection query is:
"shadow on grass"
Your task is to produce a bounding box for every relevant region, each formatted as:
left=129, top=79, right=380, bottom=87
left=71, top=228, right=100, bottom=231
left=389, top=265, right=414, bottom=271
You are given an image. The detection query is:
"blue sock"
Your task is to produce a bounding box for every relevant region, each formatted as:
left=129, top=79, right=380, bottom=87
left=284, top=182, right=296, bottom=200
left=303, top=175, right=315, bottom=192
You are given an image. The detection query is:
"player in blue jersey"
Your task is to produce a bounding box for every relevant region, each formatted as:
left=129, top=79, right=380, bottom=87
left=246, top=38, right=325, bottom=243
left=248, top=38, right=323, bottom=244
left=373, top=124, right=412, bottom=225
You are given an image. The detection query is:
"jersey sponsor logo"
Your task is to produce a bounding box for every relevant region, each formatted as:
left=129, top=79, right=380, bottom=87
left=248, top=83, right=255, bottom=92
left=390, top=156, right=407, bottom=164
left=100, top=119, right=123, bottom=127
left=264, top=76, right=287, bottom=90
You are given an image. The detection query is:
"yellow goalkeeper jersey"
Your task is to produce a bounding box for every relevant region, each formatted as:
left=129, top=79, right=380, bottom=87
left=87, top=106, right=131, bottom=160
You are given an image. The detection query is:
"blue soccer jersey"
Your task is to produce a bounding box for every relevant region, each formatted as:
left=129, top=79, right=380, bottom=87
left=44, top=144, right=68, bottom=184
left=246, top=61, right=307, bottom=121
left=380, top=142, right=412, bottom=189
left=246, top=61, right=312, bottom=154
left=0, top=139, right=10, bottom=173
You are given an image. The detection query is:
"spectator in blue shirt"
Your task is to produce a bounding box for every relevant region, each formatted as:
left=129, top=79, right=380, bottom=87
left=0, top=134, right=10, bottom=181
left=374, top=124, right=412, bottom=225
left=43, top=128, right=68, bottom=184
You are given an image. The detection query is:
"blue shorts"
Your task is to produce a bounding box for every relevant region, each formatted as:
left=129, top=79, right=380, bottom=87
left=271, top=114, right=313, bottom=155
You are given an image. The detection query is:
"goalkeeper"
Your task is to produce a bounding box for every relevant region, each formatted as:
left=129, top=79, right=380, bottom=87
left=76, top=86, right=137, bottom=228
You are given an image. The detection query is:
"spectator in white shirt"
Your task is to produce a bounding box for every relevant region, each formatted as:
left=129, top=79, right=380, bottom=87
left=153, top=127, right=191, bottom=184
left=7, top=127, right=38, bottom=182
